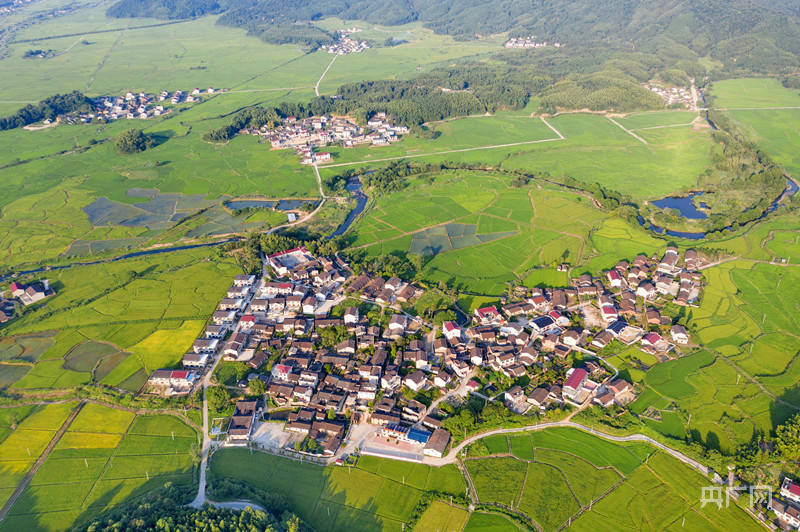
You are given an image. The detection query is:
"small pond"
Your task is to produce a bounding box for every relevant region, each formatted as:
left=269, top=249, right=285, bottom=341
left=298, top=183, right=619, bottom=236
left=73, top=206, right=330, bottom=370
left=650, top=192, right=708, bottom=220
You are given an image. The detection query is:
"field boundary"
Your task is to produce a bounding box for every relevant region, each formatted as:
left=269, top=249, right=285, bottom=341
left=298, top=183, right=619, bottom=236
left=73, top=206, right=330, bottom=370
left=0, top=400, right=85, bottom=522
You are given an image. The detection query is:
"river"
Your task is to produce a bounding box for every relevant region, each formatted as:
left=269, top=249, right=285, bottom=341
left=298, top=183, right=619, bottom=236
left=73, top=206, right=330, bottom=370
left=327, top=177, right=368, bottom=239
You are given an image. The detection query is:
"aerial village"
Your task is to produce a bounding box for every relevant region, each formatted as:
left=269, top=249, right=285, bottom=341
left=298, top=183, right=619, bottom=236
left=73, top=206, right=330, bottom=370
left=320, top=27, right=370, bottom=55
left=245, top=111, right=409, bottom=164
left=642, top=82, right=696, bottom=109
left=0, top=280, right=54, bottom=323
left=143, top=245, right=704, bottom=463
left=504, top=36, right=564, bottom=49
left=64, top=87, right=218, bottom=124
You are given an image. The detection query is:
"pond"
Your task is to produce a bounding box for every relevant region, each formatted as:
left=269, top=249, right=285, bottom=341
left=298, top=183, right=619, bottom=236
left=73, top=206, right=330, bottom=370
left=650, top=192, right=708, bottom=220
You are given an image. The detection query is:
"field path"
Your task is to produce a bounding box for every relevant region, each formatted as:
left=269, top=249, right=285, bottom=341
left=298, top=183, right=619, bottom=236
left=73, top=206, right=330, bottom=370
left=315, top=55, right=338, bottom=97
left=606, top=116, right=648, bottom=144
left=539, top=116, right=564, bottom=139
left=322, top=136, right=564, bottom=169
left=0, top=400, right=85, bottom=522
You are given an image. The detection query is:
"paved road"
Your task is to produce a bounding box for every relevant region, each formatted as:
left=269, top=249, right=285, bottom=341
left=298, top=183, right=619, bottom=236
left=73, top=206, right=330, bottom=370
left=0, top=401, right=85, bottom=522
left=314, top=55, right=337, bottom=97
left=189, top=350, right=225, bottom=508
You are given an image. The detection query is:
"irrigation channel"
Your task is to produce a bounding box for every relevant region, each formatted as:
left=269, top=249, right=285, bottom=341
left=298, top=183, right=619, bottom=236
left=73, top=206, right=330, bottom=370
left=1, top=177, right=370, bottom=281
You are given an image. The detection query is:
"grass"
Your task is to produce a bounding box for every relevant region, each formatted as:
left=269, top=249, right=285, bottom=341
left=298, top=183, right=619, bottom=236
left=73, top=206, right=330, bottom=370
left=463, top=512, right=521, bottom=531
left=0, top=407, right=197, bottom=532
left=710, top=78, right=800, bottom=108
left=570, top=452, right=761, bottom=531
left=630, top=259, right=800, bottom=452
left=501, top=113, right=713, bottom=200
left=466, top=457, right=527, bottom=508
left=516, top=462, right=579, bottom=531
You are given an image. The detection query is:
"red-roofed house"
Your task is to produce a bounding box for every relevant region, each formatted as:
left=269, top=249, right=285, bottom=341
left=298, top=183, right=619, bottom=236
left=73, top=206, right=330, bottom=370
left=474, top=306, right=503, bottom=325
left=442, top=321, right=461, bottom=340
left=563, top=368, right=588, bottom=401
left=271, top=364, right=292, bottom=382
left=641, top=332, right=662, bottom=348
left=782, top=478, right=800, bottom=504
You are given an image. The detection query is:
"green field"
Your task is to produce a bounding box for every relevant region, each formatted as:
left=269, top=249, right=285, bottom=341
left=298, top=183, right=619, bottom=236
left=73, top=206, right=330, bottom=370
left=1, top=248, right=238, bottom=390
left=344, top=169, right=661, bottom=294
left=0, top=405, right=197, bottom=532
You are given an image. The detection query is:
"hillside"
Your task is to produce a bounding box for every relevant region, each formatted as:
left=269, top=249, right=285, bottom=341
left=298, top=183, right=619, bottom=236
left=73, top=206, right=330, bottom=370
left=105, top=0, right=800, bottom=74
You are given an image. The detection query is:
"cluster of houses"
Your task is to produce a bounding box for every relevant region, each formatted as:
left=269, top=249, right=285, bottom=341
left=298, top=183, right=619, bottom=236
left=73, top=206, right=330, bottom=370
left=144, top=243, right=705, bottom=459
left=770, top=477, right=800, bottom=529
left=504, top=36, right=564, bottom=49
left=71, top=87, right=216, bottom=124
left=588, top=247, right=702, bottom=356
left=244, top=112, right=408, bottom=164
left=0, top=280, right=54, bottom=323
left=321, top=29, right=370, bottom=55
left=642, top=83, right=696, bottom=109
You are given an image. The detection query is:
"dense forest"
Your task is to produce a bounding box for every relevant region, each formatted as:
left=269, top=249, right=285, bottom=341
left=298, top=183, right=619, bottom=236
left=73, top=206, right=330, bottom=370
left=0, top=91, right=92, bottom=130
left=105, top=0, right=800, bottom=75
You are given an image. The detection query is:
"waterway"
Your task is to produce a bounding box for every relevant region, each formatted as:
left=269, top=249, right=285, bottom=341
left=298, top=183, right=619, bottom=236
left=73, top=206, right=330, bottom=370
left=0, top=238, right=240, bottom=283
left=327, top=177, right=368, bottom=239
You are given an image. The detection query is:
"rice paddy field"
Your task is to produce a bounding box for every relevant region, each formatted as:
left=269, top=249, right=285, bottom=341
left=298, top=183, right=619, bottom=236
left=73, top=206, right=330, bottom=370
left=0, top=403, right=198, bottom=532
left=0, top=248, right=238, bottom=391
left=463, top=427, right=759, bottom=531
left=344, top=169, right=662, bottom=294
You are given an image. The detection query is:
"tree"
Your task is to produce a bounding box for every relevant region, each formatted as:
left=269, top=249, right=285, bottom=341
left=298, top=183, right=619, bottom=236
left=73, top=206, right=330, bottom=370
left=115, top=128, right=155, bottom=154
left=249, top=378, right=266, bottom=397
left=776, top=414, right=800, bottom=460
left=207, top=385, right=229, bottom=412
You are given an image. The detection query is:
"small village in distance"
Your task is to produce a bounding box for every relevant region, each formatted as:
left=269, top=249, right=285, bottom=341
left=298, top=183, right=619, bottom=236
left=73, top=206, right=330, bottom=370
left=142, top=243, right=705, bottom=464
